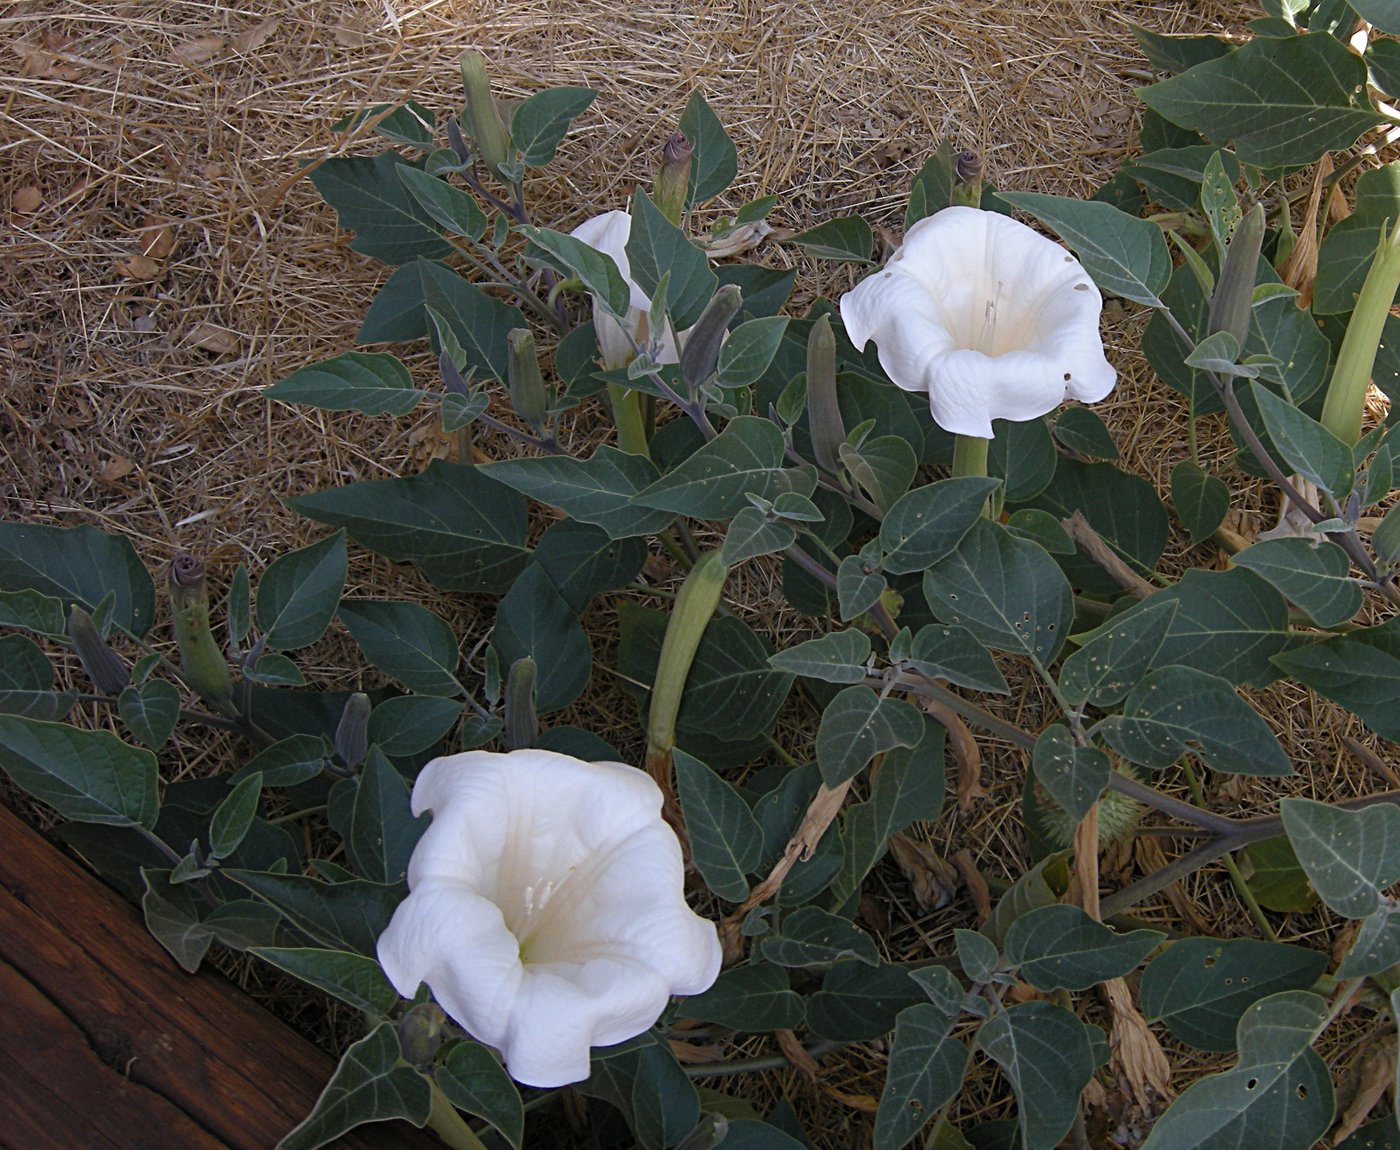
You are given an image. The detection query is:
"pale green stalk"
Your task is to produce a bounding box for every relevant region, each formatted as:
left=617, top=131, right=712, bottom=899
left=608, top=384, right=650, bottom=457
left=1320, top=218, right=1400, bottom=444
left=426, top=1079, right=489, bottom=1150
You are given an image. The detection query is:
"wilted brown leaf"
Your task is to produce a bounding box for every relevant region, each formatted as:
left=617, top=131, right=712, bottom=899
left=98, top=456, right=136, bottom=484
left=13, top=186, right=43, bottom=215
left=1332, top=1037, right=1395, bottom=1145
left=1103, top=977, right=1173, bottom=1117
left=139, top=216, right=175, bottom=260
left=230, top=19, right=280, bottom=54
left=887, top=833, right=960, bottom=914
left=185, top=323, right=240, bottom=354
left=115, top=253, right=162, bottom=281
left=172, top=35, right=226, bottom=66
left=776, top=1028, right=820, bottom=1079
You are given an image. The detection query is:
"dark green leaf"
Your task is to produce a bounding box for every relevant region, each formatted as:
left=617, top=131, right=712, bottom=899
left=279, top=1023, right=431, bottom=1150
left=1336, top=1118, right=1400, bottom=1150
left=1249, top=382, right=1354, bottom=497
left=873, top=1001, right=969, bottom=1150
left=633, top=417, right=814, bottom=520
left=346, top=747, right=422, bottom=883
left=1054, top=407, right=1120, bottom=460
left=1240, top=835, right=1319, bottom=913
left=1004, top=905, right=1163, bottom=991
left=527, top=226, right=631, bottom=317
left=721, top=507, right=796, bottom=565
left=252, top=946, right=399, bottom=1014
left=0, top=588, right=68, bottom=638
left=997, top=192, right=1171, bottom=306
left=679, top=91, right=738, bottom=207
left=417, top=258, right=526, bottom=383
left=717, top=317, right=790, bottom=387
left=255, top=532, right=347, bottom=652
left=1171, top=460, right=1230, bottom=546
left=530, top=519, right=646, bottom=613
left=484, top=446, right=676, bottom=540
left=989, top=417, right=1057, bottom=504
left=1102, top=665, right=1291, bottom=775
left=837, top=549, right=887, bottom=622
left=142, top=868, right=213, bottom=973
left=1140, top=991, right=1333, bottom=1150
left=977, top=1001, right=1095, bottom=1150
left=436, top=1041, right=524, bottom=1149
left=287, top=460, right=529, bottom=594
left=337, top=599, right=463, bottom=697
left=1336, top=902, right=1400, bottom=978
left=1140, top=937, right=1329, bottom=1051
left=0, top=715, right=158, bottom=828
left=267, top=352, right=422, bottom=417
left=815, top=685, right=923, bottom=788
left=982, top=856, right=1070, bottom=949
left=245, top=652, right=306, bottom=687
left=1031, top=725, right=1110, bottom=824
left=307, top=152, right=455, bottom=265
left=955, top=929, right=1001, bottom=983
left=578, top=1032, right=698, bottom=1150
left=922, top=520, right=1074, bottom=665
left=209, top=772, right=263, bottom=860
left=1131, top=24, right=1233, bottom=75
left=332, top=102, right=435, bottom=151
left=367, top=695, right=461, bottom=757
left=1233, top=538, right=1361, bottom=627
left=717, top=264, right=798, bottom=321
left=0, top=522, right=155, bottom=638
left=224, top=869, right=403, bottom=956
left=510, top=85, right=596, bottom=167
left=759, top=906, right=879, bottom=967
left=809, top=962, right=925, bottom=1042
left=232, top=733, right=329, bottom=787
left=879, top=477, right=1000, bottom=575
left=680, top=962, right=805, bottom=1032
left=841, top=434, right=919, bottom=515
left=906, top=624, right=1010, bottom=694
left=626, top=189, right=718, bottom=329
left=769, top=629, right=871, bottom=684
left=1280, top=797, right=1400, bottom=918
left=492, top=565, right=590, bottom=714
left=394, top=164, right=486, bottom=240
left=1313, top=162, right=1400, bottom=314
left=1059, top=598, right=1177, bottom=708
left=1139, top=31, right=1381, bottom=168
left=357, top=262, right=428, bottom=344
left=0, top=633, right=73, bottom=721
left=904, top=141, right=958, bottom=229
left=674, top=749, right=764, bottom=902
left=789, top=216, right=874, bottom=262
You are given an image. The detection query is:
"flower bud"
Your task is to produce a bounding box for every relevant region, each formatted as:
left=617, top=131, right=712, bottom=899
left=507, top=329, right=549, bottom=431
left=1321, top=216, right=1400, bottom=444
left=167, top=554, right=234, bottom=707
left=806, top=313, right=844, bottom=475
left=502, top=656, right=538, bottom=751
left=68, top=604, right=129, bottom=695
left=397, top=1001, right=447, bottom=1068
left=1207, top=202, right=1265, bottom=351
left=334, top=692, right=371, bottom=769
left=654, top=131, right=692, bottom=226
left=952, top=149, right=983, bottom=208
left=679, top=284, right=743, bottom=393
left=459, top=50, right=511, bottom=174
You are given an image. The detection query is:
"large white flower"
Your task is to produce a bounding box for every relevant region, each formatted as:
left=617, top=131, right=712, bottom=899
left=376, top=748, right=721, bottom=1088
left=839, top=205, right=1117, bottom=438
left=570, top=210, right=681, bottom=369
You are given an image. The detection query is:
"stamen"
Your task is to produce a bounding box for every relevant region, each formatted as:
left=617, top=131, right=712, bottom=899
left=975, top=281, right=1004, bottom=355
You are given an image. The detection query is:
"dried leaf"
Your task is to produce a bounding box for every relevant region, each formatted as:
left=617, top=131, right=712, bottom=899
left=1280, top=155, right=1329, bottom=308
left=172, top=35, right=226, bottom=66
left=1103, top=976, right=1173, bottom=1116
left=1332, top=1037, right=1396, bottom=1145
left=185, top=323, right=239, bottom=354
left=229, top=19, right=279, bottom=54
left=115, top=253, right=162, bottom=281
left=13, top=186, right=43, bottom=215
left=139, top=216, right=175, bottom=260
left=332, top=25, right=370, bottom=48
left=819, top=1081, right=879, bottom=1113
left=666, top=1038, right=727, bottom=1065
left=99, top=456, right=136, bottom=484
left=888, top=833, right=961, bottom=913
left=776, top=1028, right=820, bottom=1080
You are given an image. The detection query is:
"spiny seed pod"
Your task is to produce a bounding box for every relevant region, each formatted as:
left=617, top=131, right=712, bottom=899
left=806, top=313, right=844, bottom=475
left=679, top=283, right=743, bottom=392
left=1034, top=771, right=1146, bottom=850
left=167, top=554, right=234, bottom=707
left=503, top=655, right=538, bottom=751
left=459, top=50, right=511, bottom=174
left=397, top=1001, right=447, bottom=1067
left=654, top=131, right=693, bottom=226
left=68, top=604, right=129, bottom=695
left=334, top=692, right=371, bottom=769
left=1208, top=202, right=1265, bottom=351
left=507, top=328, right=549, bottom=431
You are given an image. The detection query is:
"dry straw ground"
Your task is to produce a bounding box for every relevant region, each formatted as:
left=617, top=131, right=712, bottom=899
left=6, top=0, right=1398, bottom=1145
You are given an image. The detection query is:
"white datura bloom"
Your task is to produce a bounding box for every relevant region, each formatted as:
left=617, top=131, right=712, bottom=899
left=569, top=210, right=681, bottom=370
left=376, top=748, right=722, bottom=1088
left=839, top=205, right=1117, bottom=439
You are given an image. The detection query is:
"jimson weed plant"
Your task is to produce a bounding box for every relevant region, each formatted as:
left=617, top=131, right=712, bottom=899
left=14, top=4, right=1400, bottom=1147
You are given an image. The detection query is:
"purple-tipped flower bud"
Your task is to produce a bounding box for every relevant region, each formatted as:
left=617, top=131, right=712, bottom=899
left=334, top=692, right=372, bottom=769
left=952, top=149, right=984, bottom=209
left=68, top=604, right=129, bottom=695
left=459, top=50, right=511, bottom=175
left=398, top=1001, right=447, bottom=1067
left=679, top=283, right=743, bottom=392
left=806, top=313, right=844, bottom=476
left=654, top=131, right=693, bottom=226
left=1208, top=202, right=1265, bottom=352
left=167, top=554, right=234, bottom=707
left=507, top=329, right=549, bottom=431
left=502, top=656, right=538, bottom=751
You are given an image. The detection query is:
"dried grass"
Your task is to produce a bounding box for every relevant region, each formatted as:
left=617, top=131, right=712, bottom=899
left=5, top=0, right=1394, bottom=1145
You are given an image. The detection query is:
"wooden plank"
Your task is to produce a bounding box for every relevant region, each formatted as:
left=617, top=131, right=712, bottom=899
left=0, top=803, right=443, bottom=1150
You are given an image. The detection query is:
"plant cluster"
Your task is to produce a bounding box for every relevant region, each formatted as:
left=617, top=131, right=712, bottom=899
left=11, top=3, right=1400, bottom=1147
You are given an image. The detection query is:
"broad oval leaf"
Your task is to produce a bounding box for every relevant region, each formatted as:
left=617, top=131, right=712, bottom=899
left=436, top=1040, right=525, bottom=1150
left=674, top=749, right=764, bottom=902
left=1031, top=725, right=1110, bottom=824
left=1233, top=537, right=1361, bottom=628
left=255, top=532, right=347, bottom=652
left=808, top=961, right=925, bottom=1043
left=678, top=90, right=738, bottom=207
left=1280, top=797, right=1400, bottom=919
left=625, top=188, right=718, bottom=329
left=679, top=962, right=805, bottom=1033
left=266, top=352, right=422, bottom=417
left=251, top=946, right=399, bottom=1014
left=879, top=477, right=1000, bottom=575
left=1004, top=904, right=1163, bottom=991
left=395, top=164, right=487, bottom=240
left=366, top=695, right=462, bottom=757
left=815, top=685, right=923, bottom=788
left=337, top=599, right=463, bottom=697
left=769, top=629, right=871, bottom=684
left=1058, top=598, right=1177, bottom=708
left=872, top=1001, right=970, bottom=1150
left=307, top=152, right=454, bottom=265
left=976, top=1001, right=1095, bottom=1150
left=510, top=85, right=596, bottom=167
left=491, top=564, right=591, bottom=714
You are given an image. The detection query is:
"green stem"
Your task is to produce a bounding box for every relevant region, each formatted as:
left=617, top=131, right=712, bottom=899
left=425, top=1079, right=489, bottom=1150
left=607, top=384, right=651, bottom=458
left=1181, top=760, right=1277, bottom=942
left=951, top=434, right=990, bottom=480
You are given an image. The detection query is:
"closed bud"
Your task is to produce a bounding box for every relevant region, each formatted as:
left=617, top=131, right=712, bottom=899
left=334, top=692, right=372, bottom=769
left=679, top=284, right=743, bottom=392
left=806, top=313, right=844, bottom=475
left=167, top=554, right=234, bottom=706
left=951, top=149, right=983, bottom=208
left=68, top=604, right=129, bottom=695
left=654, top=131, right=692, bottom=226
left=507, top=329, right=549, bottom=431
left=397, top=1001, right=447, bottom=1067
left=1207, top=202, right=1265, bottom=350
left=459, top=50, right=511, bottom=174
left=502, top=656, right=538, bottom=751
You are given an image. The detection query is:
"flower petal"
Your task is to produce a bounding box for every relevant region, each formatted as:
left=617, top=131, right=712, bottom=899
left=502, top=956, right=673, bottom=1087
left=376, top=884, right=523, bottom=1051
left=568, top=210, right=651, bottom=313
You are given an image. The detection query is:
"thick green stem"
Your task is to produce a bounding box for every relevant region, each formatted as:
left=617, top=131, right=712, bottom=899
left=426, top=1079, right=489, bottom=1150
left=608, top=384, right=651, bottom=458
left=644, top=550, right=730, bottom=781
left=1320, top=219, right=1400, bottom=444
left=951, top=433, right=989, bottom=479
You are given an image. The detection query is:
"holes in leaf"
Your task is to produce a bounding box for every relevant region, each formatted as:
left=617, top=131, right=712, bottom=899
left=1245, top=1078, right=1259, bottom=1091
